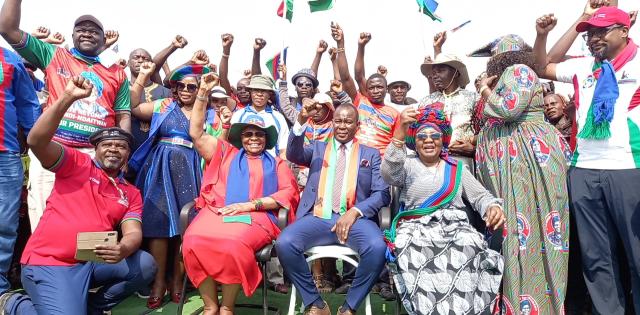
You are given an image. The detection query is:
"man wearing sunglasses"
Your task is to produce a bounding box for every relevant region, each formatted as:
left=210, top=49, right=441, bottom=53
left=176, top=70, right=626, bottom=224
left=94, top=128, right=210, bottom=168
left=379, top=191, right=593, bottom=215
left=534, top=4, right=640, bottom=314
left=0, top=1, right=132, bottom=232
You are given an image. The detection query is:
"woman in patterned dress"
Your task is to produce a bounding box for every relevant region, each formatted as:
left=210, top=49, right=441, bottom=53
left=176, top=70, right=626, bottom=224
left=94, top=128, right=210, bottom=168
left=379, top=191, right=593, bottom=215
left=474, top=35, right=571, bottom=314
left=382, top=106, right=505, bottom=314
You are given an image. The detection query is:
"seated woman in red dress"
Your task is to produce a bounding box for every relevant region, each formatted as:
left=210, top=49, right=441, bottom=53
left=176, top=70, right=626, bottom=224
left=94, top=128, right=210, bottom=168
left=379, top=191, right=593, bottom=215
left=183, top=73, right=299, bottom=315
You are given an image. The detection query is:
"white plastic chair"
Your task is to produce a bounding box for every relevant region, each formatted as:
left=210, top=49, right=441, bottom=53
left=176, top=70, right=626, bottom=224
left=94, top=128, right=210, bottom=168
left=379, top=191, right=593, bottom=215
left=287, top=245, right=372, bottom=315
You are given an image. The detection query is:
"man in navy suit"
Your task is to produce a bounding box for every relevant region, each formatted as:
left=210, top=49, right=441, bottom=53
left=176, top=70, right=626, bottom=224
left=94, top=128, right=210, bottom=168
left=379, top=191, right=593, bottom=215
left=276, top=100, right=389, bottom=315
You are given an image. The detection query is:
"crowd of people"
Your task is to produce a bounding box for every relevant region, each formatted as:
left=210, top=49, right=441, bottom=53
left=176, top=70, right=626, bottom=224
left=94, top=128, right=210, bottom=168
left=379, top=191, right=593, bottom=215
left=0, top=0, right=638, bottom=314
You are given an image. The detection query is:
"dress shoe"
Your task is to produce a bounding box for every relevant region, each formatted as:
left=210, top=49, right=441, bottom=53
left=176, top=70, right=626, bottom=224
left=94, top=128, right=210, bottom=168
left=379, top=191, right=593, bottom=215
left=304, top=302, right=331, bottom=315
left=336, top=306, right=356, bottom=315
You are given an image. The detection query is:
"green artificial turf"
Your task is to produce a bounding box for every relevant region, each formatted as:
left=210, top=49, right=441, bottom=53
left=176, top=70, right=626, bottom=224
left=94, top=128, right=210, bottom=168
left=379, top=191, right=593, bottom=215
left=112, top=287, right=404, bottom=315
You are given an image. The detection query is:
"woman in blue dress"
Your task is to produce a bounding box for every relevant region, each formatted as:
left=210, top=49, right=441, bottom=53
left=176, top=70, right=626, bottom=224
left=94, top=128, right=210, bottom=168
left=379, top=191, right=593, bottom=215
left=129, top=61, right=214, bottom=308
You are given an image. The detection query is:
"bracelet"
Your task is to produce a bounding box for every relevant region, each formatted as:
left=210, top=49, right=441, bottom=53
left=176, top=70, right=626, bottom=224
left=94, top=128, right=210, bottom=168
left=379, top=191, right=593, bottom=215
left=222, top=123, right=231, bottom=129
left=336, top=48, right=345, bottom=53
left=479, top=85, right=490, bottom=95
left=391, top=137, right=405, bottom=147
left=222, top=53, right=230, bottom=58
left=196, top=94, right=208, bottom=101
left=252, top=199, right=264, bottom=211
left=134, top=81, right=145, bottom=89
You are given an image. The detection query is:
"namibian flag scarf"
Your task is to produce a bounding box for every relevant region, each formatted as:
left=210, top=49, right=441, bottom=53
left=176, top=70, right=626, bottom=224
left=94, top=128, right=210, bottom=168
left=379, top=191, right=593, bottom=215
left=578, top=39, right=638, bottom=140
left=225, top=149, right=278, bottom=222
left=384, top=161, right=463, bottom=259
left=314, top=139, right=360, bottom=219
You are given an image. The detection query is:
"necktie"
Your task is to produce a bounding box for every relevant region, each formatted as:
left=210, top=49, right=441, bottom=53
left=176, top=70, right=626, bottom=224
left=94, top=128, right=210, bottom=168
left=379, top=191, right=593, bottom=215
left=332, top=144, right=346, bottom=213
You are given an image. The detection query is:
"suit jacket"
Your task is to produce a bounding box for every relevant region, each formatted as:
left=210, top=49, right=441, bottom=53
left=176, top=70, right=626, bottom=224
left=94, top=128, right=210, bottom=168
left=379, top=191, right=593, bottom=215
left=286, top=132, right=390, bottom=220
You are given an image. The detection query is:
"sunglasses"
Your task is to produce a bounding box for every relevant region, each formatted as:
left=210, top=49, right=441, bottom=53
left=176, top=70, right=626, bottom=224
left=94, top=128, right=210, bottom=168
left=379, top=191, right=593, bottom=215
left=296, top=82, right=313, bottom=88
left=241, top=131, right=266, bottom=138
left=416, top=132, right=442, bottom=140
left=582, top=25, right=622, bottom=41
left=175, top=82, right=198, bottom=92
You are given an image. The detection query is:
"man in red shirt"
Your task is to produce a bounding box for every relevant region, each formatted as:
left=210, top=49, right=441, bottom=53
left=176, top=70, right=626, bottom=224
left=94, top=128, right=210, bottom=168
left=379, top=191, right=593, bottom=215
left=0, top=1, right=133, bottom=231
left=0, top=76, right=155, bottom=315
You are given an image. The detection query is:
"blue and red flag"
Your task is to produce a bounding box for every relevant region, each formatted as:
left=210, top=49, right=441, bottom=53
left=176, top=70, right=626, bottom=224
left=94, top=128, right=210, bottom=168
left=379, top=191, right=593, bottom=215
left=265, top=47, right=288, bottom=81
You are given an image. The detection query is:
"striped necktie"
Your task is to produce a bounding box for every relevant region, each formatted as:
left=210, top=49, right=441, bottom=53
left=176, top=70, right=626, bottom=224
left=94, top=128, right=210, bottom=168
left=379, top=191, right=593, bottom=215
left=332, top=144, right=346, bottom=213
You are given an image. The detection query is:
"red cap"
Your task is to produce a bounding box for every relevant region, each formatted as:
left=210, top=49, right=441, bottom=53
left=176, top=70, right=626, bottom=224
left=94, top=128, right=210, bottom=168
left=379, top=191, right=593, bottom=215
left=576, top=7, right=630, bottom=32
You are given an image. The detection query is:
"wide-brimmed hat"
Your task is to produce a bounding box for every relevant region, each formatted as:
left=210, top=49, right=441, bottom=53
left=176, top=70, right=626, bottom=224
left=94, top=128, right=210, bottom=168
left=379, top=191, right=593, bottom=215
left=167, top=65, right=212, bottom=85
left=576, top=6, right=631, bottom=32
left=89, top=127, right=133, bottom=148
left=387, top=78, right=412, bottom=90
left=468, top=34, right=531, bottom=57
left=210, top=86, right=229, bottom=99
left=291, top=68, right=319, bottom=88
left=314, top=93, right=335, bottom=112
left=228, top=114, right=278, bottom=150
left=247, top=74, right=276, bottom=91
left=420, top=53, right=470, bottom=88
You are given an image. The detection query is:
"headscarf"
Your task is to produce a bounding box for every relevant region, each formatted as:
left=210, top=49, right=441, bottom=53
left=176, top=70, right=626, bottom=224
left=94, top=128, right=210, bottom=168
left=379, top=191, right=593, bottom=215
left=405, top=104, right=452, bottom=160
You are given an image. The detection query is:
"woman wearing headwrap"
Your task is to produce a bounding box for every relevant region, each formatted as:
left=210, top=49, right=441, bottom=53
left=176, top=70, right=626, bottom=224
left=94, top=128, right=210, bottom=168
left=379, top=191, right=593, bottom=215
left=381, top=106, right=505, bottom=315
left=128, top=62, right=226, bottom=308
left=473, top=35, right=571, bottom=314
left=182, top=72, right=299, bottom=315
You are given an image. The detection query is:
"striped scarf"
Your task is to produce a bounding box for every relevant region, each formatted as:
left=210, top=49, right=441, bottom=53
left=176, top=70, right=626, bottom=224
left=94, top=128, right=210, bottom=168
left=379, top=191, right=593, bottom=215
left=314, top=139, right=360, bottom=219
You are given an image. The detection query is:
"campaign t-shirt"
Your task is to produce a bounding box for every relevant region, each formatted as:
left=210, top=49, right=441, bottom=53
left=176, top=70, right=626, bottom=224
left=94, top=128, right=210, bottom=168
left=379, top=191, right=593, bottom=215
left=13, top=33, right=130, bottom=147
left=21, top=146, right=142, bottom=266
left=353, top=93, right=399, bottom=156
left=555, top=52, right=640, bottom=169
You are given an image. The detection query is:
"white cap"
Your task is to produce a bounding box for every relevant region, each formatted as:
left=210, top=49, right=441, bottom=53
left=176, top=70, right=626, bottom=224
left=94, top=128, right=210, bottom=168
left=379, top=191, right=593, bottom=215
left=210, top=86, right=229, bottom=99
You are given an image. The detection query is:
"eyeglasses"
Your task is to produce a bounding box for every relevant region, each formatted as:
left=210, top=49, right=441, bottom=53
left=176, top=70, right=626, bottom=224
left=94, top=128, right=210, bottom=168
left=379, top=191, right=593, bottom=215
left=582, top=25, right=622, bottom=41
left=416, top=132, right=442, bottom=140
left=296, top=82, right=313, bottom=88
left=175, top=82, right=198, bottom=92
left=241, top=131, right=266, bottom=138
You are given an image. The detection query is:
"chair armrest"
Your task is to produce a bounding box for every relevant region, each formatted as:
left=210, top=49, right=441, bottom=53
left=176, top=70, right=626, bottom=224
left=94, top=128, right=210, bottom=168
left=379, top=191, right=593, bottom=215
left=277, top=208, right=289, bottom=231
left=180, top=200, right=196, bottom=236
left=379, top=206, right=391, bottom=231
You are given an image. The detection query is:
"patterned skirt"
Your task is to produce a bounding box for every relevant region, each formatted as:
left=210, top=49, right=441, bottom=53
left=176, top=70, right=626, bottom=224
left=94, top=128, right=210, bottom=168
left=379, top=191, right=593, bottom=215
left=476, top=119, right=570, bottom=314
left=392, top=210, right=504, bottom=315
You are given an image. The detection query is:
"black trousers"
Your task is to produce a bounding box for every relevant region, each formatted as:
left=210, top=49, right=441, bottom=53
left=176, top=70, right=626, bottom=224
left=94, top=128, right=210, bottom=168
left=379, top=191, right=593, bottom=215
left=568, top=167, right=640, bottom=315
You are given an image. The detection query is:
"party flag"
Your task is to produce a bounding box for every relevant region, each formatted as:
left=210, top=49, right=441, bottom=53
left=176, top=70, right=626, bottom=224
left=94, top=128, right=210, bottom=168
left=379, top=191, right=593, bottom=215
left=265, top=47, right=288, bottom=81
left=417, top=0, right=441, bottom=22
left=277, top=0, right=294, bottom=22
left=450, top=20, right=471, bottom=33
left=308, top=0, right=334, bottom=12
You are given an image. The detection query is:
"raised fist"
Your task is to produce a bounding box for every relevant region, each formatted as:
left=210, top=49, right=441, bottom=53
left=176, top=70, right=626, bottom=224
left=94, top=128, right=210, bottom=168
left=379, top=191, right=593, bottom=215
left=64, top=76, right=94, bottom=100
left=277, top=64, right=287, bottom=81
left=138, top=61, right=156, bottom=77
left=104, top=30, right=119, bottom=48
left=536, top=14, right=557, bottom=35
left=377, top=65, right=387, bottom=77
left=254, top=38, right=267, bottom=51
left=317, top=40, right=328, bottom=53
left=199, top=72, right=220, bottom=92
left=221, top=33, right=234, bottom=49
left=330, top=22, right=343, bottom=42
left=49, top=32, right=65, bottom=45
left=191, top=50, right=210, bottom=65
left=328, top=47, right=337, bottom=61
left=172, top=35, right=188, bottom=49
left=330, top=80, right=343, bottom=94
left=32, top=26, right=50, bottom=39
left=359, top=32, right=371, bottom=45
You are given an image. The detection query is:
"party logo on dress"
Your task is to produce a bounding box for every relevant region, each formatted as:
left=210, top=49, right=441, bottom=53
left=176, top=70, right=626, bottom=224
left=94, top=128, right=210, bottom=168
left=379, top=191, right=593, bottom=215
left=476, top=146, right=486, bottom=164
left=530, top=136, right=550, bottom=165
left=516, top=212, right=530, bottom=250
left=508, top=138, right=518, bottom=162
left=545, top=211, right=564, bottom=250
left=557, top=134, right=572, bottom=162
left=582, top=75, right=595, bottom=89
left=519, top=295, right=539, bottom=315
left=514, top=66, right=535, bottom=89
left=491, top=294, right=515, bottom=315
left=503, top=88, right=519, bottom=111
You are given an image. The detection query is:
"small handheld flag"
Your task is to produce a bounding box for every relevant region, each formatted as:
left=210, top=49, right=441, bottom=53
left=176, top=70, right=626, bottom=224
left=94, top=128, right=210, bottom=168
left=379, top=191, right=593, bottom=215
left=417, top=0, right=441, bottom=22
left=450, top=20, right=471, bottom=33
left=308, top=0, right=334, bottom=13
left=277, top=0, right=294, bottom=22
left=265, top=48, right=288, bottom=81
